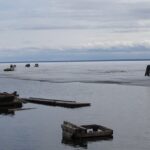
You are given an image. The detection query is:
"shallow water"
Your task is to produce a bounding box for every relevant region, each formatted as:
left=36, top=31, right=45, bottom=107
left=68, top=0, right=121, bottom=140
left=0, top=61, right=150, bottom=150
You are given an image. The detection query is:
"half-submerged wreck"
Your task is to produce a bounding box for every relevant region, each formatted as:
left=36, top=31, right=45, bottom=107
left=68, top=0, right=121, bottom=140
left=61, top=121, right=113, bottom=139
left=0, top=92, right=22, bottom=109
left=145, top=65, right=150, bottom=76
left=4, top=64, right=16, bottom=72
left=22, top=97, right=90, bottom=108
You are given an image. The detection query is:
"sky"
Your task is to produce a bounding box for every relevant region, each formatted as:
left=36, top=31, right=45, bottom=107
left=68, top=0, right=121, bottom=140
left=0, top=0, right=150, bottom=61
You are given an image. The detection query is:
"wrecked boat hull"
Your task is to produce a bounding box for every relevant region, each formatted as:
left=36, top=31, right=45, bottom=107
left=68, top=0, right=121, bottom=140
left=0, top=92, right=22, bottom=109
left=61, top=121, right=113, bottom=139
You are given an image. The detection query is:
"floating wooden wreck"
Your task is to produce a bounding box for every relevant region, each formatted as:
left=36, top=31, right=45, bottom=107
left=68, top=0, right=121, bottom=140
left=0, top=92, right=22, bottom=109
left=22, top=97, right=90, bottom=108
left=61, top=121, right=113, bottom=139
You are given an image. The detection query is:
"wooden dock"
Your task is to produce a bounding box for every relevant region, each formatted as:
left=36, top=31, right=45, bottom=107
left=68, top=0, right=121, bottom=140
left=21, top=97, right=91, bottom=108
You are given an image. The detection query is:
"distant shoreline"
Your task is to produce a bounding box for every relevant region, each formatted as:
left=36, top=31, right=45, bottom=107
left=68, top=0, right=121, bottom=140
left=0, top=59, right=150, bottom=64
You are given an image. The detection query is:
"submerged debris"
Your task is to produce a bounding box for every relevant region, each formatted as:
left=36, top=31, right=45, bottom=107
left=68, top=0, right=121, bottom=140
left=22, top=97, right=91, bottom=108
left=61, top=121, right=113, bottom=139
left=0, top=91, right=22, bottom=109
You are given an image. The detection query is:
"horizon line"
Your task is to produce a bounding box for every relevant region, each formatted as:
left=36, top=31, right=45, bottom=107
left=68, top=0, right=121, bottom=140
left=0, top=58, right=150, bottom=64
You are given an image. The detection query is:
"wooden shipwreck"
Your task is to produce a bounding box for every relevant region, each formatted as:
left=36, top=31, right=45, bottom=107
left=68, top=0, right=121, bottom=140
left=0, top=92, right=22, bottom=109
left=22, top=97, right=90, bottom=108
left=61, top=121, right=113, bottom=139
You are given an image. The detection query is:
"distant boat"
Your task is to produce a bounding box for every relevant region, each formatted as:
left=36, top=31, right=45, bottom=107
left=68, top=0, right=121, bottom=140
left=61, top=121, right=113, bottom=139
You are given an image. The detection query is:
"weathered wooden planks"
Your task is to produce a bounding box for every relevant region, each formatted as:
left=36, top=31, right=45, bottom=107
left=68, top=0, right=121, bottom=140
left=21, top=97, right=91, bottom=108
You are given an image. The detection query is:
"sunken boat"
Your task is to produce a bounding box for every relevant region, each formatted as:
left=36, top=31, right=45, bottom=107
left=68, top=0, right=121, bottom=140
left=61, top=121, right=113, bottom=139
left=0, top=92, right=22, bottom=109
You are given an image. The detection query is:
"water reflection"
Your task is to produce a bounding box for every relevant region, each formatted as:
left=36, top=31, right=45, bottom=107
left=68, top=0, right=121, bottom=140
left=62, top=136, right=113, bottom=149
left=0, top=107, right=35, bottom=116
left=0, top=108, right=15, bottom=116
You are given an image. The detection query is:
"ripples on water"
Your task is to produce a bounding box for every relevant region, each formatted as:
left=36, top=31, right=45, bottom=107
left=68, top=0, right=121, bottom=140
left=0, top=61, right=150, bottom=150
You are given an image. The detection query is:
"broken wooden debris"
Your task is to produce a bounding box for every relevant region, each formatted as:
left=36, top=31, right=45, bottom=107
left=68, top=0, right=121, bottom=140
left=61, top=121, right=113, bottom=139
left=21, top=97, right=91, bottom=108
left=0, top=92, right=22, bottom=109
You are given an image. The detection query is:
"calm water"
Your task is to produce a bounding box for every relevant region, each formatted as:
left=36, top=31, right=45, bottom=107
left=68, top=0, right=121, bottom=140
left=0, top=61, right=150, bottom=150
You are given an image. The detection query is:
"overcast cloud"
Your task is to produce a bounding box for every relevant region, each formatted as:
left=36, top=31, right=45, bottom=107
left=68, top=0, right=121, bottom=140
left=0, top=0, right=150, bottom=61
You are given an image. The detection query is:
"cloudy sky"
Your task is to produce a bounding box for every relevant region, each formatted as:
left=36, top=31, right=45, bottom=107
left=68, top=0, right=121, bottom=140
left=0, top=0, right=150, bottom=61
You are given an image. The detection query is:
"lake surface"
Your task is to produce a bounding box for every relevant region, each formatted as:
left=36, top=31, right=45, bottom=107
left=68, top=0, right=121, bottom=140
left=0, top=61, right=150, bottom=150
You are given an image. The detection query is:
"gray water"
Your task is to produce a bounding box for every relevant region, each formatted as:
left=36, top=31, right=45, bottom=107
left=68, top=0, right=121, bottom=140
left=0, top=61, right=150, bottom=150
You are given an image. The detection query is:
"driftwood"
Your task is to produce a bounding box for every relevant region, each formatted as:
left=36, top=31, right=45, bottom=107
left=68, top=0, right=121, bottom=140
left=21, top=97, right=91, bottom=108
